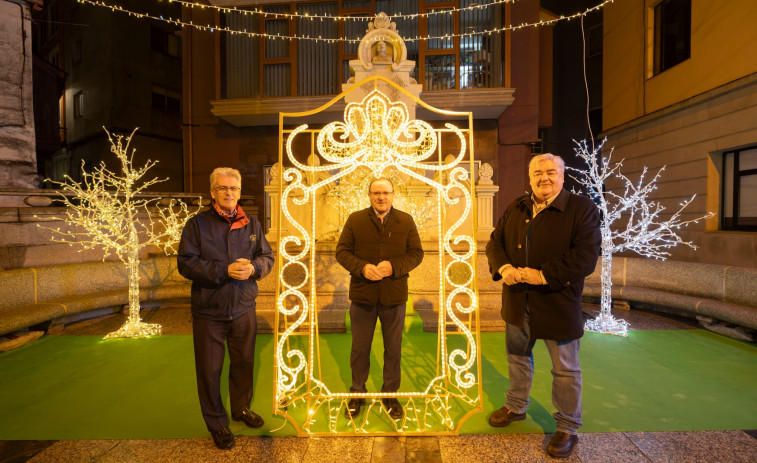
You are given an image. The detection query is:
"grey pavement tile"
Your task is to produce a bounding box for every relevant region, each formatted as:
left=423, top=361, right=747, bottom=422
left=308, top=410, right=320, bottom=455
left=302, top=436, right=373, bottom=463
left=406, top=450, right=442, bottom=463
left=501, top=433, right=580, bottom=463
left=27, top=440, right=120, bottom=463
left=237, top=436, right=309, bottom=463
left=0, top=440, right=57, bottom=462
left=158, top=437, right=250, bottom=462
left=405, top=436, right=438, bottom=452
left=439, top=435, right=511, bottom=463
left=53, top=305, right=193, bottom=336
left=575, top=433, right=651, bottom=463
left=92, top=439, right=181, bottom=463
left=581, top=305, right=696, bottom=331
left=372, top=436, right=405, bottom=463
left=625, top=430, right=757, bottom=463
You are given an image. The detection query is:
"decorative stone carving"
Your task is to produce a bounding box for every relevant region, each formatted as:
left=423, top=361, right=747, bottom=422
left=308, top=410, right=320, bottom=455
left=478, top=162, right=494, bottom=185
left=342, top=12, right=422, bottom=119
left=269, top=162, right=281, bottom=185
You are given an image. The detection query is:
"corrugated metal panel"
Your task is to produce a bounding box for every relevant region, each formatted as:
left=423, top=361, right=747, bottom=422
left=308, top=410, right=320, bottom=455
left=225, top=11, right=259, bottom=98
left=297, top=2, right=338, bottom=96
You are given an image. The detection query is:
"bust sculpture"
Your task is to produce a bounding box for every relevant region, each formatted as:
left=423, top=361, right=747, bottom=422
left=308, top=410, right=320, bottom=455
left=372, top=41, right=393, bottom=64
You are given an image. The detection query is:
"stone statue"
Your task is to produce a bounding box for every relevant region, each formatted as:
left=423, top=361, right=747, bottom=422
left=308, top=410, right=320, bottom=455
left=372, top=41, right=393, bottom=64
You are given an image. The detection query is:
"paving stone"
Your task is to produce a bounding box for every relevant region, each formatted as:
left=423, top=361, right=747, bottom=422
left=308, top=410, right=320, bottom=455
left=625, top=430, right=757, bottom=463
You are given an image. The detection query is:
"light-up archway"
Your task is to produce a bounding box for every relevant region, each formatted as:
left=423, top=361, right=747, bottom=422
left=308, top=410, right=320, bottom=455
left=273, top=76, right=482, bottom=435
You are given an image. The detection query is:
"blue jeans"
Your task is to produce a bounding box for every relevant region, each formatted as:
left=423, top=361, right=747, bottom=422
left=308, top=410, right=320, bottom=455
left=504, top=312, right=582, bottom=434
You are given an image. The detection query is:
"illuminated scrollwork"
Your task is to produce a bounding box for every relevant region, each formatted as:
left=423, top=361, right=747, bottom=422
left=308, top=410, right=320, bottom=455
left=275, top=78, right=481, bottom=435
left=443, top=168, right=477, bottom=390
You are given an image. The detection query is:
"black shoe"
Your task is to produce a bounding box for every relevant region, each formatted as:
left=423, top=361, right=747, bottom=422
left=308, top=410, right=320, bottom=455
left=547, top=431, right=578, bottom=458
left=211, top=426, right=235, bottom=450
left=232, top=409, right=264, bottom=429
left=345, top=398, right=365, bottom=419
left=488, top=406, right=526, bottom=427
left=381, top=398, right=404, bottom=419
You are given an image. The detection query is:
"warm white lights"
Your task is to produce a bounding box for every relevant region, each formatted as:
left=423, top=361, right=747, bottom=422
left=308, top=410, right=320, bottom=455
left=274, top=81, right=480, bottom=434
left=569, top=139, right=714, bottom=336
left=38, top=128, right=200, bottom=339
left=77, top=0, right=615, bottom=43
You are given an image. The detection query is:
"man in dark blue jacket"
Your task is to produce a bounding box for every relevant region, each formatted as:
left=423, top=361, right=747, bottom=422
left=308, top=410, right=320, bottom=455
left=486, top=154, right=600, bottom=459
left=178, top=167, right=274, bottom=450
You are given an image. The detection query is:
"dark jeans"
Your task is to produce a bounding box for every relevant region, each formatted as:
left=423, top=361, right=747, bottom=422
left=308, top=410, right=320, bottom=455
left=192, top=309, right=257, bottom=433
left=349, top=301, right=406, bottom=393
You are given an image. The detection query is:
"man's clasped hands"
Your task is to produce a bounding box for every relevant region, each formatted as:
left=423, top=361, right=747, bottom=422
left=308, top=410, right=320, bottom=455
left=501, top=265, right=544, bottom=286
left=362, top=261, right=393, bottom=281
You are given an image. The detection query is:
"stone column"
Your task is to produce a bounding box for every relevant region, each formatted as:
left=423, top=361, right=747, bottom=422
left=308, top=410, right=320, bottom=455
left=475, top=163, right=499, bottom=241
left=0, top=1, right=39, bottom=189
left=264, top=163, right=283, bottom=242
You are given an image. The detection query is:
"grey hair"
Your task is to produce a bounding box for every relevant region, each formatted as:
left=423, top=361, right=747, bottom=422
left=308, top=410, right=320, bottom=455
left=529, top=153, right=565, bottom=175
left=209, top=167, right=242, bottom=189
left=368, top=177, right=395, bottom=193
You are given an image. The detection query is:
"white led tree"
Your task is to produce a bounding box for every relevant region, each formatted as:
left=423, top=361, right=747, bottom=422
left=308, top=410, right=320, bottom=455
left=42, top=128, right=200, bottom=339
left=568, top=138, right=714, bottom=336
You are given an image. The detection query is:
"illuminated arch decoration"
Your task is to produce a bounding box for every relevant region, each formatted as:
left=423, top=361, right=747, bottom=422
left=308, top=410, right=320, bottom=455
left=274, top=75, right=481, bottom=435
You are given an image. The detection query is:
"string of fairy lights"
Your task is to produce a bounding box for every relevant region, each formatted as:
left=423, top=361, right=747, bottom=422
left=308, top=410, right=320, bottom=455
left=171, top=0, right=518, bottom=21
left=76, top=0, right=614, bottom=43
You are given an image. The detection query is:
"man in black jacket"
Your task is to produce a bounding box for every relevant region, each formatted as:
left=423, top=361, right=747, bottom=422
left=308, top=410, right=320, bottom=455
left=486, top=154, right=600, bottom=458
left=336, top=178, right=424, bottom=421
left=178, top=167, right=274, bottom=450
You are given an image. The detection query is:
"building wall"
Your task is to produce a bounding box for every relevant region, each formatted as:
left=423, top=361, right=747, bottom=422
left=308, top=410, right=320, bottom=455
left=51, top=0, right=183, bottom=191
left=603, top=0, right=757, bottom=267
left=604, top=0, right=757, bottom=130
left=183, top=2, right=536, bottom=225
left=495, top=0, right=540, bottom=215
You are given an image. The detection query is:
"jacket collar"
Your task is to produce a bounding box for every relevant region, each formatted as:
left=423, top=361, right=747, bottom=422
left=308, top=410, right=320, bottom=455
left=518, top=188, right=569, bottom=213
left=211, top=201, right=249, bottom=230
left=364, top=206, right=398, bottom=228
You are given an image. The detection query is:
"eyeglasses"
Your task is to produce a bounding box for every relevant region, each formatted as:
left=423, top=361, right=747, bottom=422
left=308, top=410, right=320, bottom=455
left=214, top=186, right=240, bottom=193
left=370, top=191, right=394, bottom=197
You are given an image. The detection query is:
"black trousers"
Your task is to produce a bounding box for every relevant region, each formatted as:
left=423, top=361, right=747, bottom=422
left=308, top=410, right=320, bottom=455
left=192, top=309, right=257, bottom=433
left=349, top=302, right=405, bottom=393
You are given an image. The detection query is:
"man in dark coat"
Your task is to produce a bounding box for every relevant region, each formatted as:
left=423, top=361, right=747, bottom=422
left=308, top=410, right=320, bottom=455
left=336, top=177, right=424, bottom=420
left=486, top=154, right=600, bottom=458
left=177, top=167, right=274, bottom=450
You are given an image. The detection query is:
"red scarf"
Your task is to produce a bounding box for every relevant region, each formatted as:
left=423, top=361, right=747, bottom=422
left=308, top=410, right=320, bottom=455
left=212, top=201, right=249, bottom=231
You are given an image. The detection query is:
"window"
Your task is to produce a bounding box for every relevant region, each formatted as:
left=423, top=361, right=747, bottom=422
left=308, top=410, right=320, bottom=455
left=151, top=27, right=180, bottom=58
left=152, top=86, right=181, bottom=113
left=653, top=0, right=690, bottom=75
left=73, top=39, right=82, bottom=64
left=48, top=49, right=59, bottom=69
left=73, top=91, right=84, bottom=118
left=221, top=0, right=504, bottom=98
left=722, top=146, right=757, bottom=231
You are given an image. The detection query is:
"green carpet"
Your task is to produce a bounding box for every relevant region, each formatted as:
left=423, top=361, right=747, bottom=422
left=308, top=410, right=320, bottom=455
left=0, top=319, right=755, bottom=439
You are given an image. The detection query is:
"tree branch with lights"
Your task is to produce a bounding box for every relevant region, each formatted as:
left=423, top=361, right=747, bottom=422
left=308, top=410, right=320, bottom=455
left=41, top=128, right=201, bottom=339
left=568, top=138, right=714, bottom=336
